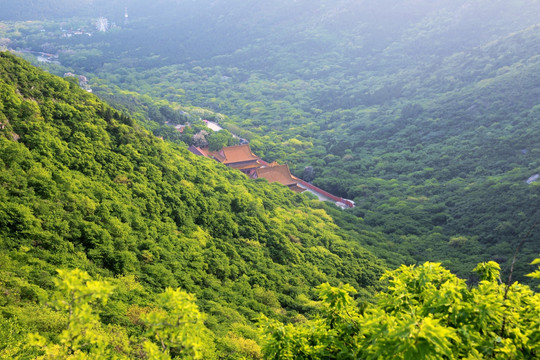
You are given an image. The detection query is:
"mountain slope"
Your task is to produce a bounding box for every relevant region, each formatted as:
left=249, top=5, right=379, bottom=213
left=68, top=0, right=539, bottom=282
left=2, top=0, right=539, bottom=282
left=0, top=52, right=385, bottom=358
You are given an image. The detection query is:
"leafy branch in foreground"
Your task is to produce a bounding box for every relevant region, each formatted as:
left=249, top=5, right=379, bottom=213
left=260, top=261, right=540, bottom=359
left=29, top=269, right=116, bottom=359
left=15, top=258, right=540, bottom=359
left=141, top=287, right=215, bottom=359
left=527, top=257, right=540, bottom=285
left=28, top=269, right=214, bottom=359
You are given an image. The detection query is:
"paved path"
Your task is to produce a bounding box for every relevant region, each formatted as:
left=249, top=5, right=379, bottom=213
left=204, top=120, right=223, bottom=132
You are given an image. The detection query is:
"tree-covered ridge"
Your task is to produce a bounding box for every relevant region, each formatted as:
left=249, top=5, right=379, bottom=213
left=2, top=0, right=539, bottom=281
left=0, top=52, right=386, bottom=358
left=76, top=30, right=539, bottom=282
left=67, top=1, right=538, bottom=282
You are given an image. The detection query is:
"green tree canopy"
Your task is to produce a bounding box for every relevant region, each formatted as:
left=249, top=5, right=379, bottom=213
left=260, top=260, right=540, bottom=359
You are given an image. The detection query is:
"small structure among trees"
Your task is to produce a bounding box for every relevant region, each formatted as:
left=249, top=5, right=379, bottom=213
left=95, top=17, right=109, bottom=32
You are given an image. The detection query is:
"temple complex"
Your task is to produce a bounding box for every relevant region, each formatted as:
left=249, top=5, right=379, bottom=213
left=188, top=144, right=354, bottom=208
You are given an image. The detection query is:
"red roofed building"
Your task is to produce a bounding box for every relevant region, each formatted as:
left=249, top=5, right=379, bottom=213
left=253, top=164, right=305, bottom=193
left=189, top=144, right=262, bottom=174
left=188, top=145, right=209, bottom=157
left=188, top=144, right=353, bottom=207
left=215, top=144, right=258, bottom=164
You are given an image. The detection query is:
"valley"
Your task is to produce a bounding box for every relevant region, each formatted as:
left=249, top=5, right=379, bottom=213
left=0, top=1, right=539, bottom=358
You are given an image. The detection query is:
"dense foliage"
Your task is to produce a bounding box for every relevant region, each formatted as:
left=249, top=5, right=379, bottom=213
left=260, top=260, right=540, bottom=359
left=2, top=1, right=540, bottom=358
left=8, top=268, right=215, bottom=359
left=6, top=260, right=538, bottom=359
left=0, top=53, right=385, bottom=358
left=2, top=0, right=538, bottom=281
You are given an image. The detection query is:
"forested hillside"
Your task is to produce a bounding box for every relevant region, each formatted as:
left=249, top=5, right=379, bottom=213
left=4, top=0, right=536, bottom=281
left=261, top=261, right=540, bottom=359
left=1, top=55, right=539, bottom=359
left=1, top=0, right=540, bottom=356
left=0, top=52, right=386, bottom=358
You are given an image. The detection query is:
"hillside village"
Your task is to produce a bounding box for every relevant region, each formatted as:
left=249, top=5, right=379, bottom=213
left=189, top=143, right=355, bottom=209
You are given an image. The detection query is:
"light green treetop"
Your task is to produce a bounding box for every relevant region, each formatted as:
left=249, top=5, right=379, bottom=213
left=260, top=260, right=540, bottom=359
